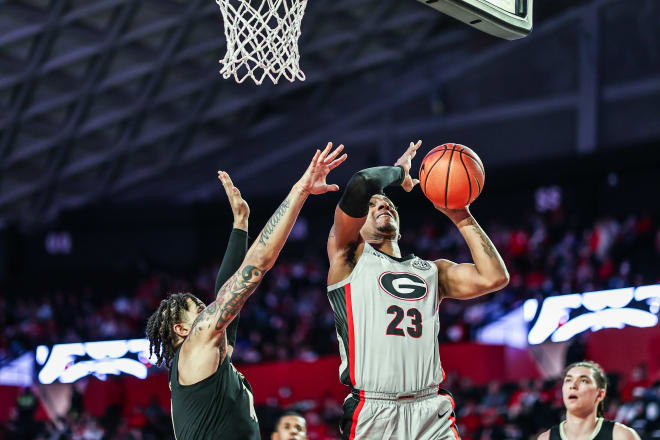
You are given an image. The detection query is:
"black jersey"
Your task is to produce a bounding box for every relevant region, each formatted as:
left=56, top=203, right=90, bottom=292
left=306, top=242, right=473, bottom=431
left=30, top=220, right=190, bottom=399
left=550, top=418, right=614, bottom=440
left=169, top=347, right=260, bottom=440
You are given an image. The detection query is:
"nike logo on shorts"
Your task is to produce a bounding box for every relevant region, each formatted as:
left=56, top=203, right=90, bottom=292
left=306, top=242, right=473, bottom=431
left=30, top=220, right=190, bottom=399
left=438, top=409, right=450, bottom=419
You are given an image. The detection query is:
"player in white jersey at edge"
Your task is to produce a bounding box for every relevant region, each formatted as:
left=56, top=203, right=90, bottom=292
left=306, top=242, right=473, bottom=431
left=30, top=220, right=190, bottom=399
left=326, top=140, right=510, bottom=439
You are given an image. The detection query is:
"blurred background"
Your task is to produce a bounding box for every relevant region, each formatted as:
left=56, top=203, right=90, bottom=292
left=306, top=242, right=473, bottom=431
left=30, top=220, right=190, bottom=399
left=1, top=0, right=660, bottom=438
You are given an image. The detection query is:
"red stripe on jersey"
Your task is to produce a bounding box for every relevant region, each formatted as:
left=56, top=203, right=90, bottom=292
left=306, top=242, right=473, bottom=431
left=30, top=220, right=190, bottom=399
left=449, top=415, right=460, bottom=439
left=349, top=390, right=365, bottom=440
left=447, top=393, right=456, bottom=409
left=345, top=283, right=356, bottom=387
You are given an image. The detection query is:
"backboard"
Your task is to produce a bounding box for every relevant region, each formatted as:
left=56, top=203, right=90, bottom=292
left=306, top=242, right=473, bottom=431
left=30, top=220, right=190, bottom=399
left=421, top=0, right=533, bottom=40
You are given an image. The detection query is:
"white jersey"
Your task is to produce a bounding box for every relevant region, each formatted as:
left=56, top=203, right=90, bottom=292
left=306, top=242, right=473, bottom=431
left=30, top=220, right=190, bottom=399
left=327, top=242, right=443, bottom=393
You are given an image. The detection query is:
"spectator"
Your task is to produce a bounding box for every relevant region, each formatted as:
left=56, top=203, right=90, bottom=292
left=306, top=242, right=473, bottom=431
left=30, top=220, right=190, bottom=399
left=270, top=411, right=307, bottom=440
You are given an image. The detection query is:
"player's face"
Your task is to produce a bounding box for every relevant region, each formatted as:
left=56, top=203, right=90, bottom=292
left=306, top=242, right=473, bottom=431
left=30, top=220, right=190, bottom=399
left=172, top=297, right=205, bottom=342
left=271, top=415, right=307, bottom=440
left=562, top=366, right=605, bottom=416
left=366, top=195, right=399, bottom=236
left=183, top=298, right=205, bottom=327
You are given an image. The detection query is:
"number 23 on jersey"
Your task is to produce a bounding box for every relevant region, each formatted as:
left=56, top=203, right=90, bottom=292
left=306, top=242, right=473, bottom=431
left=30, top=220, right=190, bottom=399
left=386, top=305, right=422, bottom=337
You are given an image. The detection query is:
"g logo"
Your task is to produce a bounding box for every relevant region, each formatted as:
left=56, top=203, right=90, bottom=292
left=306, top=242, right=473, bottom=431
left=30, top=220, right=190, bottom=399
left=378, top=272, right=428, bottom=301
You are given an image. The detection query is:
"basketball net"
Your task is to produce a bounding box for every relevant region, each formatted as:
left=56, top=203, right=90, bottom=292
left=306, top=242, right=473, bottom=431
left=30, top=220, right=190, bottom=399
left=216, top=0, right=308, bottom=85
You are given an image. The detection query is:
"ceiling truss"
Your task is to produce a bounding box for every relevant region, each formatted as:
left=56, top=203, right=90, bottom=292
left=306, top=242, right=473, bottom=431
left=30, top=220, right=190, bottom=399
left=0, top=0, right=659, bottom=225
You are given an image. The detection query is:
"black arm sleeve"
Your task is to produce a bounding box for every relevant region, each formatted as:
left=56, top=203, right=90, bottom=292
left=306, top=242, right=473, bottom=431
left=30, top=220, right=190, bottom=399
left=215, top=228, right=248, bottom=347
left=338, top=166, right=405, bottom=218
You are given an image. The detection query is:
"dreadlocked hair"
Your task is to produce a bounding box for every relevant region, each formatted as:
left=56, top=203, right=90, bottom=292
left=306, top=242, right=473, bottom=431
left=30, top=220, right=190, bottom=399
left=146, top=292, right=205, bottom=368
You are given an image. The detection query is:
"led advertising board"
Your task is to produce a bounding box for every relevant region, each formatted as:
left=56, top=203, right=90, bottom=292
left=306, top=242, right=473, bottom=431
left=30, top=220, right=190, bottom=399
left=36, top=338, right=158, bottom=384
left=525, top=285, right=660, bottom=345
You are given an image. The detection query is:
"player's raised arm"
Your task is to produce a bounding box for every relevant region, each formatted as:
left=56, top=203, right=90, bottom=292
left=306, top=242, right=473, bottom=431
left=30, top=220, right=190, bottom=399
left=215, top=171, right=250, bottom=356
left=328, top=140, right=421, bottom=260
left=435, top=206, right=509, bottom=300
left=188, top=143, right=347, bottom=353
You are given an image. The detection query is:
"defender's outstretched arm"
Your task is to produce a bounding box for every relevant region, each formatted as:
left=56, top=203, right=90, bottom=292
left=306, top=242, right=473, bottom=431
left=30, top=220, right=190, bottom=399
left=215, top=171, right=250, bottom=353
left=190, top=144, right=346, bottom=356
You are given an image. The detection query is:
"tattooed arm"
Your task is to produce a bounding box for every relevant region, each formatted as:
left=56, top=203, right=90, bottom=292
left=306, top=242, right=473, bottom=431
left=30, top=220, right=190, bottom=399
left=434, top=207, right=509, bottom=300
left=176, top=195, right=301, bottom=384
left=180, top=144, right=347, bottom=377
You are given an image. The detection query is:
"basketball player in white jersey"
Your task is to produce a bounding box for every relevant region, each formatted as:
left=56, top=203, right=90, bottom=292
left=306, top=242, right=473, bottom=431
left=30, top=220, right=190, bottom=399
left=326, top=140, right=509, bottom=439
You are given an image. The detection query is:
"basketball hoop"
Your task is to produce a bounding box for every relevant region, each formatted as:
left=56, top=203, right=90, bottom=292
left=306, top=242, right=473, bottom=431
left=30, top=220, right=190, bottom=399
left=216, top=0, right=308, bottom=85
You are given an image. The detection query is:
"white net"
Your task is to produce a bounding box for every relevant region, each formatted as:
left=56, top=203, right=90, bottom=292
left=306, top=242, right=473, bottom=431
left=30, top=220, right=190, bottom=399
left=216, top=0, right=309, bottom=85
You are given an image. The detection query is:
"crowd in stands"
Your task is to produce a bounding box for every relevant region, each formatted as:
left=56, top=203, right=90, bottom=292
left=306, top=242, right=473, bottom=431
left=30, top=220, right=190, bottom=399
left=1, top=202, right=659, bottom=438
left=4, top=362, right=660, bottom=439
left=1, top=208, right=658, bottom=364
left=2, top=385, right=173, bottom=440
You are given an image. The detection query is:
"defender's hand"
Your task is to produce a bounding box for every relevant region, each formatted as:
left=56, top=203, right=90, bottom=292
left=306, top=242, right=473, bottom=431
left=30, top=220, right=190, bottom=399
left=296, top=142, right=347, bottom=195
left=218, top=171, right=250, bottom=229
left=394, top=140, right=421, bottom=192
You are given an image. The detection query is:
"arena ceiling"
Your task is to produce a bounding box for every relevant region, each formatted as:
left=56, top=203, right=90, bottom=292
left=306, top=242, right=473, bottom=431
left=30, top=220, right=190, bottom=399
left=1, top=0, right=659, bottom=226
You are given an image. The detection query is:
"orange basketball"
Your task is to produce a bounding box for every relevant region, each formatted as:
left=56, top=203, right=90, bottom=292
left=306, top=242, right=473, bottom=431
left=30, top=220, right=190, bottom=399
left=419, top=143, right=485, bottom=209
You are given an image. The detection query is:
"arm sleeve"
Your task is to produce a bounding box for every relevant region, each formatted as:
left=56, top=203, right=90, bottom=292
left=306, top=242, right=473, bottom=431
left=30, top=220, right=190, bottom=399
left=338, top=166, right=405, bottom=218
left=215, top=228, right=248, bottom=347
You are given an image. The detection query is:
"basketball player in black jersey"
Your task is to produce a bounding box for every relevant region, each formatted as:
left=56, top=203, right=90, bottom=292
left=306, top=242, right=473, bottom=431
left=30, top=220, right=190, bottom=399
left=146, top=144, right=347, bottom=440
left=538, top=361, right=640, bottom=440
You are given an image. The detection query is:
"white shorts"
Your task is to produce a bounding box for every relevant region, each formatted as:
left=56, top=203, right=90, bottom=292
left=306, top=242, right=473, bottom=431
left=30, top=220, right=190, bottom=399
left=339, top=386, right=460, bottom=440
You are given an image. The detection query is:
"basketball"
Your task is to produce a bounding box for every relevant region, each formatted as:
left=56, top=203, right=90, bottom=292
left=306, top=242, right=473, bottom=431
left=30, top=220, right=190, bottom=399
left=419, top=143, right=485, bottom=209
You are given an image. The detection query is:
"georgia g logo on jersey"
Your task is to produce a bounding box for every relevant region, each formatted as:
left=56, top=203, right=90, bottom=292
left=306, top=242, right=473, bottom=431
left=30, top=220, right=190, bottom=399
left=378, top=272, right=429, bottom=301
